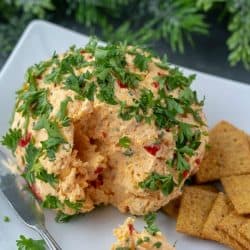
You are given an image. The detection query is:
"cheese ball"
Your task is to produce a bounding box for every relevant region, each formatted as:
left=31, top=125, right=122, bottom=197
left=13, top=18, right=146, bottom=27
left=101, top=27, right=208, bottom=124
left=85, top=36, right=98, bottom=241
left=6, top=39, right=208, bottom=217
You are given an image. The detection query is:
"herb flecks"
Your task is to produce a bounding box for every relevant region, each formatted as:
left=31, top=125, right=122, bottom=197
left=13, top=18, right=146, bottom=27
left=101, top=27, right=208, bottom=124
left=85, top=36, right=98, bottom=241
left=134, top=53, right=151, bottom=71
left=16, top=235, right=46, bottom=250
left=144, top=212, right=160, bottom=236
left=22, top=143, right=58, bottom=186
left=139, top=172, right=174, bottom=196
left=33, top=117, right=66, bottom=161
left=56, top=97, right=72, bottom=127
left=1, top=128, right=22, bottom=153
left=119, top=136, right=131, bottom=148
left=55, top=211, right=78, bottom=223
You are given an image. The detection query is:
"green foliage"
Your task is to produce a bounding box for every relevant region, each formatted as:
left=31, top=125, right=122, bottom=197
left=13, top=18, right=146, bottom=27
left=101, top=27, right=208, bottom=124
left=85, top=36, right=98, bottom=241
left=226, top=0, right=250, bottom=69
left=16, top=235, right=46, bottom=250
left=0, top=0, right=250, bottom=69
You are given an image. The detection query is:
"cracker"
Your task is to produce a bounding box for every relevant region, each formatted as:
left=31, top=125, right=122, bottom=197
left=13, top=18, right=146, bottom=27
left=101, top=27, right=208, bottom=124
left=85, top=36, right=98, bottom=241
left=196, top=121, right=250, bottom=183
left=202, top=193, right=244, bottom=250
left=162, top=185, right=217, bottom=218
left=218, top=211, right=250, bottom=249
left=176, top=186, right=217, bottom=237
left=162, top=197, right=180, bottom=219
left=239, top=220, right=250, bottom=242
left=221, top=174, right=250, bottom=215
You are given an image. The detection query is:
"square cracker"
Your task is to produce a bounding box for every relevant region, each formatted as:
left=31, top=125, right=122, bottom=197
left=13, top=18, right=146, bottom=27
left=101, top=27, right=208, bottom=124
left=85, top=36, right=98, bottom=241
left=217, top=211, right=250, bottom=249
left=202, top=193, right=244, bottom=250
left=162, top=185, right=218, bottom=218
left=176, top=186, right=217, bottom=237
left=239, top=220, right=250, bottom=242
left=196, top=121, right=250, bottom=183
left=221, top=174, right=250, bottom=215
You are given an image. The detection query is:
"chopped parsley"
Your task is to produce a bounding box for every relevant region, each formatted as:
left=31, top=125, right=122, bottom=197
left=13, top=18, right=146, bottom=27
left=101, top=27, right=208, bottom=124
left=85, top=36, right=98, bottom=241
left=22, top=143, right=40, bottom=184
left=153, top=241, right=162, bottom=248
left=22, top=143, right=58, bottom=186
left=136, top=238, right=143, bottom=245
left=55, top=211, right=78, bottom=223
left=16, top=88, right=52, bottom=118
left=42, top=195, right=63, bottom=209
left=97, top=81, right=118, bottom=105
left=144, top=212, right=160, bottom=236
left=119, top=136, right=131, bottom=148
left=139, top=172, right=174, bottom=196
left=1, top=128, right=22, bottom=153
left=33, top=117, right=66, bottom=161
left=56, top=97, right=72, bottom=127
left=154, top=67, right=195, bottom=91
left=64, top=199, right=83, bottom=211
left=133, top=53, right=151, bottom=71
left=3, top=216, right=10, bottom=222
left=16, top=235, right=46, bottom=250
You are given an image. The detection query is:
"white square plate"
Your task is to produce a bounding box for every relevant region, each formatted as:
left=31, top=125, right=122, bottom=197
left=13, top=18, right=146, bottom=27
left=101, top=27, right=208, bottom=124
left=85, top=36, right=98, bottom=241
left=0, top=20, right=249, bottom=250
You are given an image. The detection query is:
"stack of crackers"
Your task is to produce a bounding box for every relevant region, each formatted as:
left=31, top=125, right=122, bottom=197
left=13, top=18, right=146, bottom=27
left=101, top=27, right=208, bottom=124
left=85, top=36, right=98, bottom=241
left=162, top=121, right=250, bottom=250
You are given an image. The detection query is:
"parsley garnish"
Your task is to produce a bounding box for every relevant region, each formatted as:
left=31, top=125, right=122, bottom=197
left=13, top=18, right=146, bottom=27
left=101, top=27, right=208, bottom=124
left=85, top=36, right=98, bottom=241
left=33, top=117, right=66, bottom=161
left=56, top=97, right=72, bottom=127
left=22, top=143, right=40, bottom=184
left=133, top=53, right=151, bottom=71
left=42, top=195, right=63, bottom=209
left=16, top=88, right=52, bottom=118
left=55, top=211, right=78, bottom=223
left=153, top=241, right=162, bottom=248
left=16, top=235, right=46, bottom=250
left=1, top=128, right=22, bottom=153
left=136, top=238, right=143, bottom=245
left=64, top=199, right=82, bottom=211
left=22, top=143, right=58, bottom=186
left=83, top=82, right=96, bottom=101
left=33, top=163, right=58, bottom=186
left=139, top=172, right=174, bottom=196
left=119, top=136, right=131, bottom=148
left=144, top=212, right=160, bottom=236
left=3, top=216, right=10, bottom=222
left=155, top=67, right=195, bottom=91
left=97, top=81, right=118, bottom=105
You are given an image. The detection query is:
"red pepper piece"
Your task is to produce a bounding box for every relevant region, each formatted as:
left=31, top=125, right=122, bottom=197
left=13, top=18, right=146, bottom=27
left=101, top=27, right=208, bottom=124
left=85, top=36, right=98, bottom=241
left=152, top=81, right=159, bottom=88
left=94, top=167, right=104, bottom=175
left=144, top=144, right=160, bottom=156
left=195, top=158, right=201, bottom=165
left=182, top=170, right=189, bottom=178
left=89, top=174, right=103, bottom=188
left=19, top=133, right=31, bottom=147
left=128, top=223, right=134, bottom=235
left=117, top=79, right=127, bottom=88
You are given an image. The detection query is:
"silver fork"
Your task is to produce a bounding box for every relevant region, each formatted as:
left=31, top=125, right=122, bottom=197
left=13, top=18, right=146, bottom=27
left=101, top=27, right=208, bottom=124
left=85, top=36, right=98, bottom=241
left=0, top=146, right=61, bottom=250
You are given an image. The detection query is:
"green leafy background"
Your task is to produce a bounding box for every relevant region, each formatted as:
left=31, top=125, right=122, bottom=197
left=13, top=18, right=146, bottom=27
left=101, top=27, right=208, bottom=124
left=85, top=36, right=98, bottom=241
left=0, top=0, right=250, bottom=70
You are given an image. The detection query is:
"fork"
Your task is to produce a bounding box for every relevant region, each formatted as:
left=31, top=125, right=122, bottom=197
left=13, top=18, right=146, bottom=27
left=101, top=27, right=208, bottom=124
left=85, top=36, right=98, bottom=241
left=0, top=146, right=61, bottom=250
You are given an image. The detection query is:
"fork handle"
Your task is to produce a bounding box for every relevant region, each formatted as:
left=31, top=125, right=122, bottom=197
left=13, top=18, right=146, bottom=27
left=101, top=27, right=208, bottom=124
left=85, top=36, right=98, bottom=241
left=33, top=224, right=62, bottom=250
